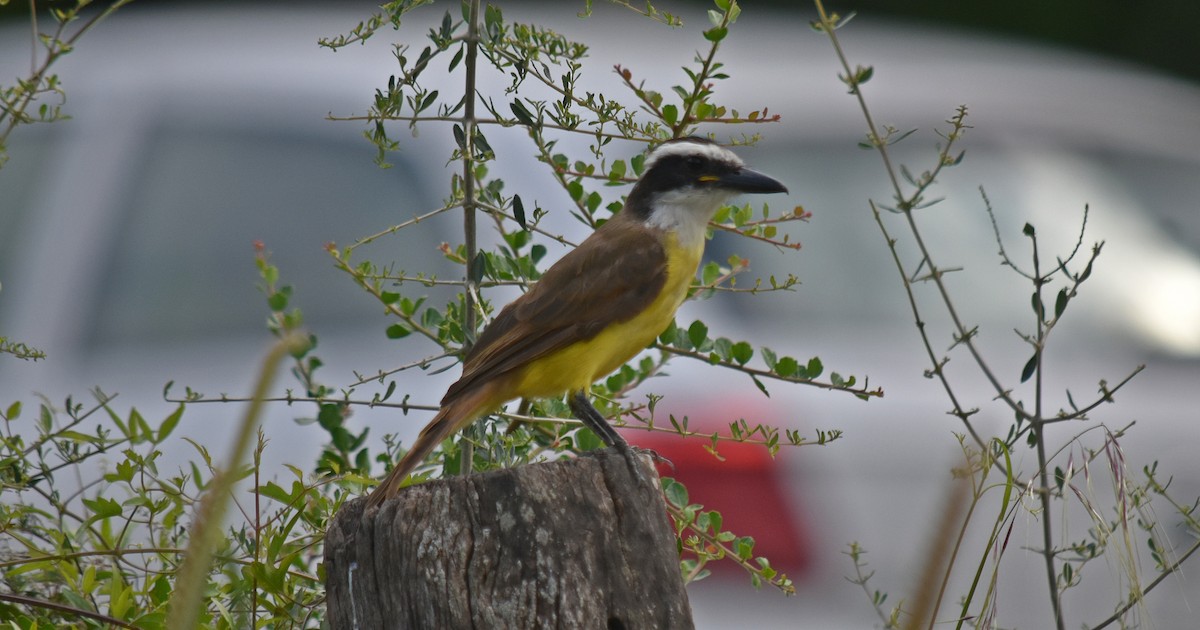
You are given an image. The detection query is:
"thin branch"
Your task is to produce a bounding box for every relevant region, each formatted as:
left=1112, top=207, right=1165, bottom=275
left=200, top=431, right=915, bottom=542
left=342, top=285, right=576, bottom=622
left=345, top=201, right=463, bottom=252
left=655, top=343, right=882, bottom=398
left=165, top=393, right=440, bottom=414
left=870, top=201, right=993, bottom=458
left=0, top=592, right=139, bottom=629
left=1090, top=536, right=1200, bottom=630
left=349, top=351, right=459, bottom=386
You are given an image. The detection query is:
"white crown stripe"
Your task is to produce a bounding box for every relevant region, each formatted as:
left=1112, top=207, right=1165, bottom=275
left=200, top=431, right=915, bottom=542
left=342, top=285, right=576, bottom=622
left=643, top=140, right=744, bottom=171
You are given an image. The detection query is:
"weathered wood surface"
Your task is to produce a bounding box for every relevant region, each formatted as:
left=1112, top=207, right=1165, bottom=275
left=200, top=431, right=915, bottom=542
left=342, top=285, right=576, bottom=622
left=324, top=448, right=694, bottom=630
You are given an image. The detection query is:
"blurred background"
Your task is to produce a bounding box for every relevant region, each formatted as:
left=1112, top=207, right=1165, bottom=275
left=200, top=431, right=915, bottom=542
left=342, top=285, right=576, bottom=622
left=9, top=0, right=1200, bottom=82
left=2, top=1, right=1198, bottom=628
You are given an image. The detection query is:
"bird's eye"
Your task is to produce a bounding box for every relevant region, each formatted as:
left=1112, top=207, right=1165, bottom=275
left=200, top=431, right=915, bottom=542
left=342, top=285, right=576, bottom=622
left=686, top=156, right=704, bottom=169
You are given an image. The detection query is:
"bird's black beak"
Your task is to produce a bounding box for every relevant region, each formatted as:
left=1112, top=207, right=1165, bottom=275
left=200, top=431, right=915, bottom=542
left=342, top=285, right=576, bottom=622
left=718, top=167, right=788, bottom=194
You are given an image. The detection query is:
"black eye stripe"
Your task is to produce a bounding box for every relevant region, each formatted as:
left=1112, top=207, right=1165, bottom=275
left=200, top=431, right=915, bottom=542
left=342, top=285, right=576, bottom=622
left=624, top=152, right=745, bottom=219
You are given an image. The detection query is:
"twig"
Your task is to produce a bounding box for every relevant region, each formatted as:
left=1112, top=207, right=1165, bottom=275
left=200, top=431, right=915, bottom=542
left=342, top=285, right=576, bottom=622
left=0, top=592, right=139, bottom=629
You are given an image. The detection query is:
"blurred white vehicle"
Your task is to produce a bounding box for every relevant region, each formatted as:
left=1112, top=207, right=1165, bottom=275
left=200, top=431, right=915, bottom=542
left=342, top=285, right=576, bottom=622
left=1, top=4, right=1198, bottom=628
left=0, top=6, right=466, bottom=475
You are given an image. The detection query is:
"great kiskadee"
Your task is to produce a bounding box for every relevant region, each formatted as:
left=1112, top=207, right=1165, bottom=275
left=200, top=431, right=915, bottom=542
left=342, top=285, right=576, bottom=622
left=366, top=137, right=787, bottom=507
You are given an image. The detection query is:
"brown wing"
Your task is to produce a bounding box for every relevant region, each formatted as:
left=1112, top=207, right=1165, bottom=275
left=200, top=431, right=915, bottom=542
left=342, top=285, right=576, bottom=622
left=442, top=215, right=666, bottom=404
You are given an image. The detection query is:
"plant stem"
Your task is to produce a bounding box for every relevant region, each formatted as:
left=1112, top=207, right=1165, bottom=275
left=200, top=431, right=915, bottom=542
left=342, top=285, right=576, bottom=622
left=459, top=0, right=482, bottom=476
left=165, top=333, right=306, bottom=629
left=1029, top=232, right=1066, bottom=630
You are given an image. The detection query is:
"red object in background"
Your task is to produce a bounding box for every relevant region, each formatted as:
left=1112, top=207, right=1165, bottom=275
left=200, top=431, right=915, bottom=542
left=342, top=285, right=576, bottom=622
left=632, top=424, right=814, bottom=578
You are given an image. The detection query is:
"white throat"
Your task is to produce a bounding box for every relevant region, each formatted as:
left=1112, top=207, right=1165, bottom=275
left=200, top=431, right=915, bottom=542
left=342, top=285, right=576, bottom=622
left=646, top=187, right=734, bottom=250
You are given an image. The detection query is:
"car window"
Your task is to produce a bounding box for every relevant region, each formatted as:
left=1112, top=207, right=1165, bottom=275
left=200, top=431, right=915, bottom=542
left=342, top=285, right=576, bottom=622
left=711, top=142, right=1024, bottom=322
left=83, top=121, right=457, bottom=350
left=1094, top=150, right=1200, bottom=254
left=718, top=139, right=1200, bottom=356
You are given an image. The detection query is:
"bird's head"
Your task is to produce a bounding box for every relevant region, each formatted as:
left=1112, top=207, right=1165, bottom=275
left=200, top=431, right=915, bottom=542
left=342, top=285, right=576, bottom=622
left=625, top=138, right=788, bottom=242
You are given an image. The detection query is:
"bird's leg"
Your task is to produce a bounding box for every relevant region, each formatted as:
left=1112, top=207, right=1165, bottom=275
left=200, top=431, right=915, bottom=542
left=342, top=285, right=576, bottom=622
left=568, top=391, right=653, bottom=485
left=568, top=391, right=627, bottom=448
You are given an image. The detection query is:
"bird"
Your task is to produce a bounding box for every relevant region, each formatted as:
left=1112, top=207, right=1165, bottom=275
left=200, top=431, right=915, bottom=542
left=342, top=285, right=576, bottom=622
left=365, top=137, right=787, bottom=508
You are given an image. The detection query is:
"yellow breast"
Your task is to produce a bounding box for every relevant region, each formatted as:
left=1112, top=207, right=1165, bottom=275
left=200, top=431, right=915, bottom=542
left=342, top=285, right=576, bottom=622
left=513, top=232, right=701, bottom=397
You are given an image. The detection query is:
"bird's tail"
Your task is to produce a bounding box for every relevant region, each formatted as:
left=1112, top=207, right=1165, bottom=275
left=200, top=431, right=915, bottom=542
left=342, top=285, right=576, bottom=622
left=364, top=386, right=496, bottom=509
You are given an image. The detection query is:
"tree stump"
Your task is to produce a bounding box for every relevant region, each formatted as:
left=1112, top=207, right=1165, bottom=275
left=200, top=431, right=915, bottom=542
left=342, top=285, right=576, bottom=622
left=324, top=448, right=694, bottom=630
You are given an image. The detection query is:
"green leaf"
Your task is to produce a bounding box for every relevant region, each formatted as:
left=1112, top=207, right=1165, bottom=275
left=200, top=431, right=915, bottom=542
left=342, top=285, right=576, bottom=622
left=452, top=123, right=466, bottom=150
left=761, top=347, right=777, bottom=369
left=1054, top=288, right=1068, bottom=318
left=419, top=90, right=439, bottom=113
left=775, top=356, right=798, bottom=377
left=733, top=204, right=752, bottom=226
left=4, top=401, right=20, bottom=420
left=707, top=510, right=722, bottom=534
left=1020, top=353, right=1038, bottom=383
left=510, top=100, right=536, bottom=127
left=662, top=104, right=678, bottom=126
left=258, top=481, right=295, bottom=505
left=574, top=424, right=604, bottom=451
left=267, top=291, right=288, bottom=312
left=703, top=26, right=727, bottom=42
left=662, top=319, right=681, bottom=343
left=687, top=320, right=708, bottom=350
left=82, top=496, right=122, bottom=519
left=471, top=251, right=487, bottom=284
left=156, top=404, right=185, bottom=443
left=630, top=153, right=645, bottom=175
left=567, top=180, right=584, bottom=201
left=56, top=430, right=99, bottom=443
left=750, top=374, right=770, bottom=397
left=110, top=580, right=132, bottom=619
left=386, top=323, right=411, bottom=339
left=317, top=404, right=343, bottom=430
left=130, top=408, right=152, bottom=443
left=105, top=459, right=136, bottom=483
left=662, top=477, right=688, bottom=507
left=735, top=536, right=755, bottom=560
left=330, top=426, right=354, bottom=451
left=512, top=194, right=528, bottom=230
left=608, top=160, right=626, bottom=181
left=504, top=229, right=530, bottom=252
left=725, top=3, right=741, bottom=23
left=39, top=402, right=53, bottom=432
left=473, top=128, right=493, bottom=157
left=805, top=356, right=823, bottom=378
left=482, top=3, right=503, bottom=42
left=149, top=576, right=171, bottom=605
left=731, top=341, right=753, bottom=366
